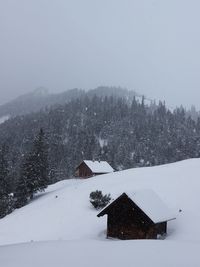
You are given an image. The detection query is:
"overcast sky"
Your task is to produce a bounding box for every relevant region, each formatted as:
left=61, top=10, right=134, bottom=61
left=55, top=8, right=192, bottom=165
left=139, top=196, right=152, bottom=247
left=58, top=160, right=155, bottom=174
left=1, top=0, right=200, bottom=108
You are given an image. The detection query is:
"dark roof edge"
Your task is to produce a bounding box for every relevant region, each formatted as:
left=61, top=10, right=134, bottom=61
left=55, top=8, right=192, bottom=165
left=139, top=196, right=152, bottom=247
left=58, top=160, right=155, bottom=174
left=97, top=193, right=127, bottom=217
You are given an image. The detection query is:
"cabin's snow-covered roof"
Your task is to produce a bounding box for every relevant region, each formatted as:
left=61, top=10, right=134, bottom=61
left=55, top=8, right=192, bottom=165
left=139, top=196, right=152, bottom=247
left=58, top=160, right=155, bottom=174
left=127, top=190, right=176, bottom=223
left=83, top=160, right=114, bottom=174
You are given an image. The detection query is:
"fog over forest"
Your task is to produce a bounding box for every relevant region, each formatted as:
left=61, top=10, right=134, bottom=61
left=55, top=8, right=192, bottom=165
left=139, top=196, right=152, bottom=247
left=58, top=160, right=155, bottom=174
left=1, top=0, right=200, bottom=108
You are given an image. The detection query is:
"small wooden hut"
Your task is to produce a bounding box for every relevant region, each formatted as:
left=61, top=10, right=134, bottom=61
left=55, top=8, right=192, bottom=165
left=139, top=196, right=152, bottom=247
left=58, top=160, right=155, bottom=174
left=75, top=160, right=114, bottom=178
left=97, top=190, right=175, bottom=240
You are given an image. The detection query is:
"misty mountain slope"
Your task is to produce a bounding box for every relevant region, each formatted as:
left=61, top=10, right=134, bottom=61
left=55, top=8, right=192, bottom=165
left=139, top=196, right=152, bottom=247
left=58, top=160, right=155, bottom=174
left=0, top=87, right=84, bottom=118
left=87, top=86, right=139, bottom=102
left=0, top=92, right=199, bottom=189
left=0, top=115, right=10, bottom=124
left=0, top=87, right=139, bottom=118
left=0, top=93, right=199, bottom=184
left=0, top=159, right=200, bottom=266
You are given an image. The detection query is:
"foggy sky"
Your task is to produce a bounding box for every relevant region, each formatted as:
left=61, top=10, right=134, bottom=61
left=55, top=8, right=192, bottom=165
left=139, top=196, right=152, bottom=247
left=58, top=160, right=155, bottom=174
left=1, top=0, right=200, bottom=108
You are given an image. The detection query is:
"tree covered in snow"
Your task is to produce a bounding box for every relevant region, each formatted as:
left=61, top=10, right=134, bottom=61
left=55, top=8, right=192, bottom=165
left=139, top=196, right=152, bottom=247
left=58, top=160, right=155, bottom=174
left=15, top=169, right=29, bottom=208
left=0, top=88, right=199, bottom=185
left=27, top=128, right=49, bottom=195
left=15, top=129, right=49, bottom=208
left=0, top=144, right=14, bottom=217
left=0, top=145, right=9, bottom=196
left=89, top=190, right=111, bottom=209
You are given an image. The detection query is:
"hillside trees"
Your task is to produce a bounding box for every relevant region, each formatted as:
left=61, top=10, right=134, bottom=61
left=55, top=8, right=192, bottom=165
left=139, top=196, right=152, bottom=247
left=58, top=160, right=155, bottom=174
left=0, top=144, right=14, bottom=218
left=3, top=89, right=200, bottom=217
left=0, top=90, right=200, bottom=183
left=15, top=128, right=49, bottom=208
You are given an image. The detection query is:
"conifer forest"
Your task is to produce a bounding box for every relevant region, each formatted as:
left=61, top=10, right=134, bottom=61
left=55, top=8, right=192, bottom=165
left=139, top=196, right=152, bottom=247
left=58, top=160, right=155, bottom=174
left=0, top=88, right=200, bottom=216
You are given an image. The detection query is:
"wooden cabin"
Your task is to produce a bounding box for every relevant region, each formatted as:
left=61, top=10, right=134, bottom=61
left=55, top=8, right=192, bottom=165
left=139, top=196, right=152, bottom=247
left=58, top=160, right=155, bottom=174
left=75, top=160, right=114, bottom=178
left=97, top=190, right=175, bottom=240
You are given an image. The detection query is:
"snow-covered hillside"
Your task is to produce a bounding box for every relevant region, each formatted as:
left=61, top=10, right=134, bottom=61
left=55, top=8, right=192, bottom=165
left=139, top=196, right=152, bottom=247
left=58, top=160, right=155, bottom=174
left=0, top=115, right=9, bottom=124
left=0, top=159, right=200, bottom=266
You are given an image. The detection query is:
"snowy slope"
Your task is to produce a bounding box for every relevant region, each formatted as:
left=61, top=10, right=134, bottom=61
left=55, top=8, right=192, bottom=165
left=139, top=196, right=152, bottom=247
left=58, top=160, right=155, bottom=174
left=0, top=159, right=200, bottom=266
left=1, top=240, right=200, bottom=267
left=0, top=115, right=9, bottom=124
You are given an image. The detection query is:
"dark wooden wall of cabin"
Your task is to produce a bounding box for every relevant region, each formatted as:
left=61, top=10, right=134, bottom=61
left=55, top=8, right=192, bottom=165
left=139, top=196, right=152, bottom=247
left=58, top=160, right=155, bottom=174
left=106, top=195, right=167, bottom=240
left=75, top=162, right=93, bottom=178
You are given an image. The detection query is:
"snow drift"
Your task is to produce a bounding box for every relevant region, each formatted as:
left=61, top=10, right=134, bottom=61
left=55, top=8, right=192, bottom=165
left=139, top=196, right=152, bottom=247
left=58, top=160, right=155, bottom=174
left=0, top=158, right=200, bottom=266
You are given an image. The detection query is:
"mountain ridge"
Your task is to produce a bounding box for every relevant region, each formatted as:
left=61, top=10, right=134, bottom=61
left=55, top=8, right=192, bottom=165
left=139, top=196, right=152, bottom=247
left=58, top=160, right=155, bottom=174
left=0, top=87, right=139, bottom=118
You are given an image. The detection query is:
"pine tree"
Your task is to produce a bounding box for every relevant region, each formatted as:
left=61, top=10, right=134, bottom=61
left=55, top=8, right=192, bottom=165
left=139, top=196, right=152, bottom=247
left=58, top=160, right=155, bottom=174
left=0, top=144, right=14, bottom=217
left=15, top=128, right=49, bottom=206
left=0, top=145, right=9, bottom=196
left=15, top=166, right=29, bottom=208
left=31, top=128, right=49, bottom=193
left=89, top=190, right=111, bottom=209
left=26, top=128, right=49, bottom=198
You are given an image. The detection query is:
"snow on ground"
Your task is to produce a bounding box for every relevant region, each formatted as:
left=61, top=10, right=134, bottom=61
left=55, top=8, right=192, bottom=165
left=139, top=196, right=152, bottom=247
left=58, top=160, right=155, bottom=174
left=0, top=115, right=9, bottom=124
left=0, top=158, right=200, bottom=266
left=1, top=240, right=200, bottom=267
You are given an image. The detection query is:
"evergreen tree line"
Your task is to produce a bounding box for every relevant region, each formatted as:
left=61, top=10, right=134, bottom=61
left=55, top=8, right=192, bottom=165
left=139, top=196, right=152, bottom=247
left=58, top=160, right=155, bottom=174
left=0, top=129, right=49, bottom=217
left=0, top=93, right=200, bottom=217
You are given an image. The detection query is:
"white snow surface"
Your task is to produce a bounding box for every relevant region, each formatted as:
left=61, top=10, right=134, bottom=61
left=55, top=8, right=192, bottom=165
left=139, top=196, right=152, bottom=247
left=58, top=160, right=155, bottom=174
left=0, top=115, right=9, bottom=124
left=0, top=158, right=200, bottom=266
left=126, top=190, right=176, bottom=223
left=83, top=160, right=114, bottom=173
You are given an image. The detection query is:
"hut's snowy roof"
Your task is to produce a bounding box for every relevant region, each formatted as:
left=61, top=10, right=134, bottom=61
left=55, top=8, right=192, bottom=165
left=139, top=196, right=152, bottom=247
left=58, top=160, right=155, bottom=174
left=83, top=160, right=114, bottom=174
left=126, top=190, right=176, bottom=223
left=98, top=189, right=176, bottom=223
